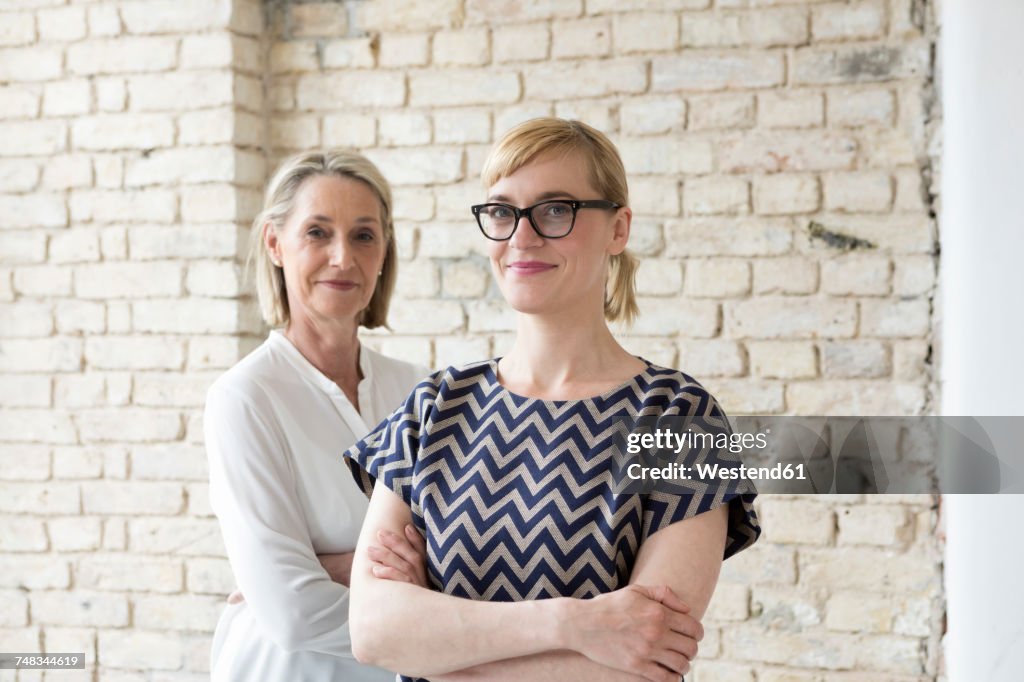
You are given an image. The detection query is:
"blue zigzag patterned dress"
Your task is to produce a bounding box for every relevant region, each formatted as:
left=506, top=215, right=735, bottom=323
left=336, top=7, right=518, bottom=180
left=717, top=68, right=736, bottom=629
left=345, top=359, right=761, bottom=682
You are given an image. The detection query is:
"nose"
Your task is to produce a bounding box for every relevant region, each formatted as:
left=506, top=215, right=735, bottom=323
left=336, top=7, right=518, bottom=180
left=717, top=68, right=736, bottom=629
left=329, top=236, right=354, bottom=269
left=507, top=212, right=543, bottom=250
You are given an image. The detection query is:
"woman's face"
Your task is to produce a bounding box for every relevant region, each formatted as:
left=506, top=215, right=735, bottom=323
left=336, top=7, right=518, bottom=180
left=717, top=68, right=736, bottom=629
left=484, top=152, right=630, bottom=319
left=265, top=174, right=387, bottom=329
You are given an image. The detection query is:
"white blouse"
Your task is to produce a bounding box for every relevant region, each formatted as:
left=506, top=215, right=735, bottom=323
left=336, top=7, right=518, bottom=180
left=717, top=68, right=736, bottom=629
left=205, top=330, right=428, bottom=682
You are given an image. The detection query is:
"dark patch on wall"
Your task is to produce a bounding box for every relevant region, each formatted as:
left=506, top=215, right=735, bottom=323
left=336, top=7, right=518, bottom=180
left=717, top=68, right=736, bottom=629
left=838, top=46, right=902, bottom=80
left=807, top=221, right=876, bottom=251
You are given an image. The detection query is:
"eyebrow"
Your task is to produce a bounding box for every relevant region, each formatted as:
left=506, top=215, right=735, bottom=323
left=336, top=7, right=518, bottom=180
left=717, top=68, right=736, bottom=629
left=304, top=214, right=380, bottom=224
left=486, top=190, right=578, bottom=203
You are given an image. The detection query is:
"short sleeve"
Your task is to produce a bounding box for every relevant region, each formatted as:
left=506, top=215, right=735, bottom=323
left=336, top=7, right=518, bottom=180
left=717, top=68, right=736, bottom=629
left=640, top=383, right=762, bottom=560
left=343, top=377, right=439, bottom=506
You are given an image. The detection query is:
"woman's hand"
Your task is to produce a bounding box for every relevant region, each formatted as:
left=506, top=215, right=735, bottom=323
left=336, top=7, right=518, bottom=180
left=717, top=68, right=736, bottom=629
left=366, top=523, right=429, bottom=588
left=317, top=552, right=356, bottom=587
left=561, top=584, right=702, bottom=682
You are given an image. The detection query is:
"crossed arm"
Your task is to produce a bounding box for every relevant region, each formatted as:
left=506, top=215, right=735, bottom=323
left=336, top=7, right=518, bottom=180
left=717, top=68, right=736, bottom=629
left=348, top=483, right=730, bottom=681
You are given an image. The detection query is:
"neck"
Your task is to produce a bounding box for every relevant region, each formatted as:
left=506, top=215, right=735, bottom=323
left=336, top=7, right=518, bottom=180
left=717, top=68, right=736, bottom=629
left=499, top=305, right=640, bottom=398
left=283, top=315, right=362, bottom=390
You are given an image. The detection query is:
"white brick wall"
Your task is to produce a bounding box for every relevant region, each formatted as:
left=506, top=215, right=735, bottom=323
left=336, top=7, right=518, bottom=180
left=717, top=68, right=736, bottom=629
left=0, top=0, right=942, bottom=678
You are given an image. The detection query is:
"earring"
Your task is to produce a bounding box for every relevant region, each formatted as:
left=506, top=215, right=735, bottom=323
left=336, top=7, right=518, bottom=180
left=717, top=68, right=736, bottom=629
left=378, top=270, right=383, bottom=277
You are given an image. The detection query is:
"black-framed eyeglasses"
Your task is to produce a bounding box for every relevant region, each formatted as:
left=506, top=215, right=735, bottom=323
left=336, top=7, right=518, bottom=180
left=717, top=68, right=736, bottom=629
left=470, top=199, right=621, bottom=241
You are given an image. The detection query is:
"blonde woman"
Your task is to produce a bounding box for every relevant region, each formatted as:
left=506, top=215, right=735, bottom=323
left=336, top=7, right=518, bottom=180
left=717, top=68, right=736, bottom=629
left=205, top=150, right=428, bottom=681
left=344, top=119, right=760, bottom=681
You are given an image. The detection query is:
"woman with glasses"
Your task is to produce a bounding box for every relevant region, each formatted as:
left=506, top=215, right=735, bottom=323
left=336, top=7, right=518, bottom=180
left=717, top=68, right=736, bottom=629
left=204, top=150, right=430, bottom=681
left=343, top=119, right=760, bottom=681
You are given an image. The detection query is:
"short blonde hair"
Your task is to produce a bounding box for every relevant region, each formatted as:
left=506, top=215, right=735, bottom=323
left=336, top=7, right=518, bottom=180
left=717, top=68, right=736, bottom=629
left=249, top=150, right=397, bottom=329
left=481, top=118, right=639, bottom=324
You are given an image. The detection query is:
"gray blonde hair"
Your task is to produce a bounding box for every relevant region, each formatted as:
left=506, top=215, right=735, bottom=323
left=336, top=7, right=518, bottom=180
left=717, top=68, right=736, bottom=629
left=249, top=149, right=397, bottom=329
left=481, top=118, right=639, bottom=324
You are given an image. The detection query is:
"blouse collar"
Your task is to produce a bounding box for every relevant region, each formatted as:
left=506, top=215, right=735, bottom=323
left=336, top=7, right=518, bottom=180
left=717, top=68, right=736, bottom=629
left=267, top=329, right=373, bottom=398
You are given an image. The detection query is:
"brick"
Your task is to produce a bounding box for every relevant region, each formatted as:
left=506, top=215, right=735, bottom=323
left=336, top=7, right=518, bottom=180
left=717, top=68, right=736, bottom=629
left=378, top=33, right=430, bottom=67
left=42, top=154, right=93, bottom=189
left=440, top=261, right=489, bottom=298
left=752, top=257, right=818, bottom=295
left=786, top=381, right=926, bottom=415
left=434, top=108, right=491, bottom=145
left=387, top=299, right=466, bottom=334
left=620, top=337, right=676, bottom=368
left=322, top=114, right=376, bottom=148
left=861, top=300, right=930, bottom=337
left=0, top=556, right=70, bottom=589
left=52, top=446, right=104, bottom=478
left=856, top=635, right=928, bottom=673
left=322, top=38, right=376, bottom=69
left=631, top=298, right=718, bottom=337
left=378, top=112, right=432, bottom=147
left=759, top=91, right=824, bottom=129
left=687, top=94, right=756, bottom=131
left=79, top=555, right=183, bottom=592
left=76, top=409, right=183, bottom=443
left=358, top=0, right=463, bottom=31
left=365, top=148, right=463, bottom=186
left=129, top=517, right=225, bottom=556
left=493, top=23, right=550, bottom=63
left=0, top=121, right=66, bottom=156
left=828, top=88, right=895, bottom=127
left=810, top=215, right=934, bottom=254
left=631, top=179, right=679, bottom=217
left=893, top=168, right=927, bottom=213
left=0, top=84, right=41, bottom=118
left=722, top=625, right=856, bottom=670
left=120, top=0, right=232, bottom=33
left=678, top=340, right=745, bottom=378
left=48, top=516, right=102, bottom=551
left=725, top=298, right=857, bottom=339
left=88, top=5, right=122, bottom=37
left=0, top=376, right=51, bottom=410
left=31, top=589, right=128, bottom=626
left=705, top=583, right=750, bottom=622
left=186, top=261, right=241, bottom=298
left=128, top=71, right=234, bottom=112
left=750, top=585, right=823, bottom=630
left=705, top=378, right=785, bottom=413
left=465, top=0, right=581, bottom=24
left=435, top=336, right=490, bottom=368
left=180, top=185, right=245, bottom=223
left=132, top=298, right=256, bottom=335
left=823, top=172, right=893, bottom=213
left=666, top=218, right=793, bottom=257
left=289, top=2, right=347, bottom=38
left=412, top=69, right=522, bottom=107
left=821, top=341, right=890, bottom=378
left=104, top=517, right=127, bottom=550
left=98, top=630, right=185, bottom=670
left=588, top=0, right=708, bottom=10
left=180, top=34, right=234, bottom=70
left=681, top=8, right=808, bottom=47
left=434, top=28, right=491, bottom=65
left=93, top=154, right=124, bottom=187
left=0, top=46, right=62, bottom=81
left=366, top=337, right=433, bottom=370
left=268, top=41, right=317, bottom=74
left=551, top=17, right=610, bottom=58
left=812, top=1, right=887, bottom=42
left=132, top=444, right=208, bottom=481
left=684, top=259, right=750, bottom=297
left=0, top=301, right=52, bottom=336
left=135, top=594, right=223, bottom=632
left=55, top=300, right=106, bottom=334
left=494, top=103, right=554, bottom=136
left=752, top=174, right=820, bottom=215
left=0, top=232, right=47, bottom=264
left=71, top=114, right=174, bottom=151
left=0, top=517, right=48, bottom=552
left=179, top=109, right=262, bottom=146
left=653, top=53, right=784, bottom=92
left=554, top=101, right=614, bottom=133
left=38, top=6, right=87, bottom=41
left=619, top=97, right=685, bottom=136
left=683, top=177, right=748, bottom=215
left=48, top=228, right=99, bottom=264
left=619, top=137, right=713, bottom=175
left=40, top=81, right=90, bottom=118
left=67, top=38, right=177, bottom=75
left=691, top=661, right=754, bottom=682
left=861, top=128, right=920, bottom=168
left=465, top=299, right=516, bottom=333
left=0, top=481, right=81, bottom=514
left=792, top=42, right=930, bottom=85
left=630, top=259, right=680, bottom=296
left=837, top=505, right=910, bottom=546
left=0, top=269, right=11, bottom=301
left=892, top=255, right=935, bottom=297
left=134, top=372, right=217, bottom=408
left=0, top=445, right=50, bottom=480
left=296, top=72, right=406, bottom=110
left=0, top=337, right=82, bottom=374
left=74, top=262, right=182, bottom=299
left=613, top=13, right=678, bottom=54
left=821, top=255, right=891, bottom=295
left=748, top=341, right=817, bottom=379
left=125, top=147, right=236, bottom=186
left=0, top=12, right=34, bottom=46
left=84, top=336, right=184, bottom=371
left=0, top=159, right=39, bottom=192
left=524, top=59, right=646, bottom=100
left=188, top=557, right=235, bottom=595
left=721, top=132, right=857, bottom=173
left=0, top=590, right=29, bottom=627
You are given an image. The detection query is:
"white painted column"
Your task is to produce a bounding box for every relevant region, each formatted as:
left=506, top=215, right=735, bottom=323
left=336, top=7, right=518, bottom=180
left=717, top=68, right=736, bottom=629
left=941, top=0, right=1024, bottom=679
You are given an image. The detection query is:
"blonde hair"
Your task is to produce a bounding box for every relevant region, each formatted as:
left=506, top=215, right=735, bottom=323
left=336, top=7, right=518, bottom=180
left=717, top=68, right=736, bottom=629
left=249, top=150, right=397, bottom=329
left=481, top=118, right=639, bottom=324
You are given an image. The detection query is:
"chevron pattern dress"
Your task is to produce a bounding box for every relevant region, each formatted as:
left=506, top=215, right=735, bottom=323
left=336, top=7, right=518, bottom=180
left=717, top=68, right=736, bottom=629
left=345, top=359, right=760, bottom=682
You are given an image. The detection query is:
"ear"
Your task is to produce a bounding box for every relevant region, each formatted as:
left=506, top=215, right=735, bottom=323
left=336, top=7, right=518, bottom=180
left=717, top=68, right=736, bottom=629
left=263, top=222, right=282, bottom=267
left=606, top=206, right=632, bottom=257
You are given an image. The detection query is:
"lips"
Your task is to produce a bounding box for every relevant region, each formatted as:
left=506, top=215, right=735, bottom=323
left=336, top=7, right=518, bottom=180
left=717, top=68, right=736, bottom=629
left=507, top=261, right=555, bottom=275
left=320, top=279, right=358, bottom=290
